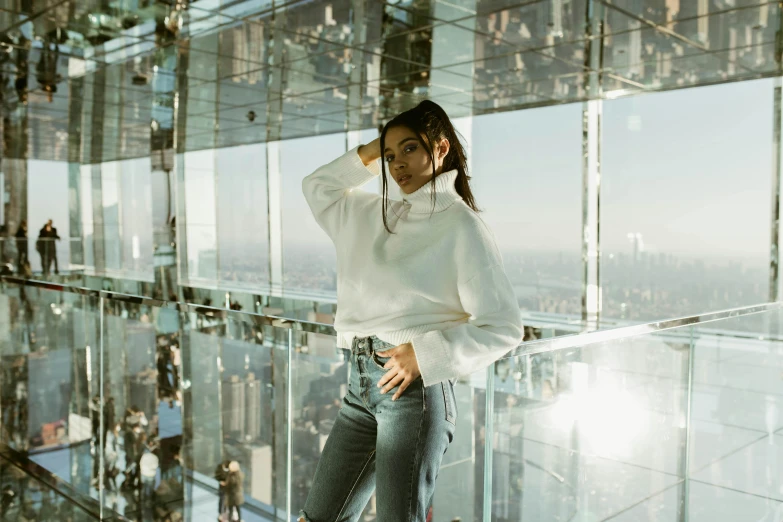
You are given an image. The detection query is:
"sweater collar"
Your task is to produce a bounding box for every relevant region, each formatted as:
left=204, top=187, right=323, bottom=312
left=398, top=169, right=462, bottom=214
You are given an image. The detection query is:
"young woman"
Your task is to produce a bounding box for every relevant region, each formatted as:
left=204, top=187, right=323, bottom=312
left=225, top=461, right=245, bottom=522
left=300, top=99, right=524, bottom=521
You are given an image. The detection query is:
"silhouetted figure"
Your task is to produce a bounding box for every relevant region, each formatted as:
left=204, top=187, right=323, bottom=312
left=36, top=219, right=60, bottom=275
left=215, top=460, right=230, bottom=517
left=15, top=220, right=27, bottom=271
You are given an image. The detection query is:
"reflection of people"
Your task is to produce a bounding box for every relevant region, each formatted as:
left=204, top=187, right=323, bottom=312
left=1, top=485, right=15, bottom=512
left=122, top=406, right=148, bottom=490
left=299, top=100, right=523, bottom=521
left=225, top=461, right=244, bottom=522
left=215, top=460, right=230, bottom=517
left=157, top=347, right=173, bottom=399
left=36, top=219, right=60, bottom=275
left=14, top=220, right=27, bottom=271
left=90, top=395, right=101, bottom=445
left=105, top=423, right=121, bottom=490
left=140, top=449, right=159, bottom=500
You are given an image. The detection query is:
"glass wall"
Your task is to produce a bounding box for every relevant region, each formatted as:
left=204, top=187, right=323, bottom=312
left=28, top=160, right=71, bottom=274
left=183, top=150, right=218, bottom=285
left=79, top=166, right=95, bottom=271
left=472, top=104, right=583, bottom=316
left=281, top=133, right=346, bottom=297
left=602, top=79, right=773, bottom=321
left=100, top=162, right=122, bottom=273
left=3, top=0, right=782, bottom=330
left=2, top=279, right=779, bottom=521
left=216, top=143, right=270, bottom=289
left=119, top=158, right=155, bottom=281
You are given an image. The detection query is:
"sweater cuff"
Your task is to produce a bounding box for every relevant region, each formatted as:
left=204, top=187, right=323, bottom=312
left=332, top=145, right=381, bottom=188
left=411, top=330, right=455, bottom=388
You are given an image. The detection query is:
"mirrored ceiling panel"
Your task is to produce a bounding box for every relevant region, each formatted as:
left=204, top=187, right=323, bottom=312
left=0, top=0, right=780, bottom=159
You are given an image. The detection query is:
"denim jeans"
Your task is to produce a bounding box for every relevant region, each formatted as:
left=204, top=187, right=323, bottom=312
left=300, top=335, right=457, bottom=522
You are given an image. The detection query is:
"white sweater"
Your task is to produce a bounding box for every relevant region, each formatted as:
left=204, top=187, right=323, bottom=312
left=302, top=146, right=524, bottom=387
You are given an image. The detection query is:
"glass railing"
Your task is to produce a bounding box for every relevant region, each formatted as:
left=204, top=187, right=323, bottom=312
left=0, top=443, right=102, bottom=521
left=0, top=276, right=781, bottom=521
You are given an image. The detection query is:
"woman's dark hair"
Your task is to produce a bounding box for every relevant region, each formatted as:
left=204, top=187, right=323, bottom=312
left=379, top=99, right=480, bottom=234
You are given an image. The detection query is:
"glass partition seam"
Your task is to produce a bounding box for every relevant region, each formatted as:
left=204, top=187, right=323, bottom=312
left=286, top=327, right=293, bottom=522
left=99, top=294, right=105, bottom=519
left=772, top=77, right=782, bottom=301
left=582, top=0, right=604, bottom=328
left=267, top=140, right=283, bottom=297
left=213, top=48, right=222, bottom=290
left=482, top=364, right=494, bottom=522
left=681, top=325, right=696, bottom=522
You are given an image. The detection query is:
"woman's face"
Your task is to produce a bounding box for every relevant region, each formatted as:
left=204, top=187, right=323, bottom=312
left=383, top=126, right=449, bottom=195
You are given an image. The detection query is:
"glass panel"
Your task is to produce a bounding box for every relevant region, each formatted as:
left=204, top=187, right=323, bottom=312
left=119, top=158, right=155, bottom=281
left=687, top=309, right=783, bottom=514
left=180, top=305, right=289, bottom=521
left=492, top=334, right=690, bottom=519
left=184, top=149, right=218, bottom=285
left=431, top=376, right=487, bottom=521
left=290, top=329, right=349, bottom=515
left=602, top=3, right=781, bottom=96
left=0, top=283, right=103, bottom=508
left=80, top=165, right=95, bottom=271
left=27, top=160, right=71, bottom=275
left=68, top=163, right=84, bottom=268
left=216, top=143, right=270, bottom=289
left=493, top=305, right=783, bottom=520
left=472, top=104, right=583, bottom=317
left=602, top=79, right=773, bottom=322
left=0, top=451, right=100, bottom=522
left=92, top=297, right=184, bottom=520
left=101, top=162, right=122, bottom=272
left=183, top=34, right=219, bottom=153
left=281, top=133, right=346, bottom=297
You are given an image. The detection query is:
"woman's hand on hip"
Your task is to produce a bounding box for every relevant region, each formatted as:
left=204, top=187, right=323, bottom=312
left=375, top=342, right=421, bottom=400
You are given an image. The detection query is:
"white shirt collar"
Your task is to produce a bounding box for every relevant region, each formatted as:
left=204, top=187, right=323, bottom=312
left=397, top=169, right=462, bottom=214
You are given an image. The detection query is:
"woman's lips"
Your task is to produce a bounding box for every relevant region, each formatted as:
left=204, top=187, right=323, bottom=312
left=399, top=175, right=411, bottom=185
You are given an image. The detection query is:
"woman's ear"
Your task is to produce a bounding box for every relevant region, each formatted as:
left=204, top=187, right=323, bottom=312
left=438, top=138, right=450, bottom=159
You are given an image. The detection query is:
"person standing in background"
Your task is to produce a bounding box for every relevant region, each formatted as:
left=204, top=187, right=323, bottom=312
left=215, top=460, right=230, bottom=519
left=37, top=219, right=60, bottom=275
left=225, top=461, right=244, bottom=522
left=14, top=221, right=27, bottom=272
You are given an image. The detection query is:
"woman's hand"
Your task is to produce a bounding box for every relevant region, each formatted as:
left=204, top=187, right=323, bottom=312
left=375, top=342, right=421, bottom=400
left=357, top=137, right=382, bottom=165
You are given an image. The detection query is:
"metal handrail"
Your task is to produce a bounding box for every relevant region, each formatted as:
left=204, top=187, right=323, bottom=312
left=502, top=300, right=783, bottom=359
left=3, top=275, right=781, bottom=358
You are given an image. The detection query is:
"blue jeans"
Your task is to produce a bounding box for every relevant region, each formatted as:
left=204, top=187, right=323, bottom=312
left=300, top=335, right=457, bottom=522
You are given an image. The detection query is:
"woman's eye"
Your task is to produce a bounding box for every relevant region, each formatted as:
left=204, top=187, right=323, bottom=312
left=385, top=156, right=393, bottom=163
left=404, top=146, right=416, bottom=154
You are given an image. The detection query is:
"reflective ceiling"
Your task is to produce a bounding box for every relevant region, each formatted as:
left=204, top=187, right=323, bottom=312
left=0, top=0, right=780, bottom=161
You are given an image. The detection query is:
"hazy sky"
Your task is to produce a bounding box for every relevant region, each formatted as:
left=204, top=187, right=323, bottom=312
left=26, top=77, right=775, bottom=272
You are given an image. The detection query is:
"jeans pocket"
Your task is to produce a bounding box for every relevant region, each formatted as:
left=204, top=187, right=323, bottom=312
left=441, top=382, right=457, bottom=425
left=371, top=351, right=391, bottom=371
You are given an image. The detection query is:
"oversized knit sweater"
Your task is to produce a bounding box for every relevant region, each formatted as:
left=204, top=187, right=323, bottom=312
left=302, top=145, right=524, bottom=387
